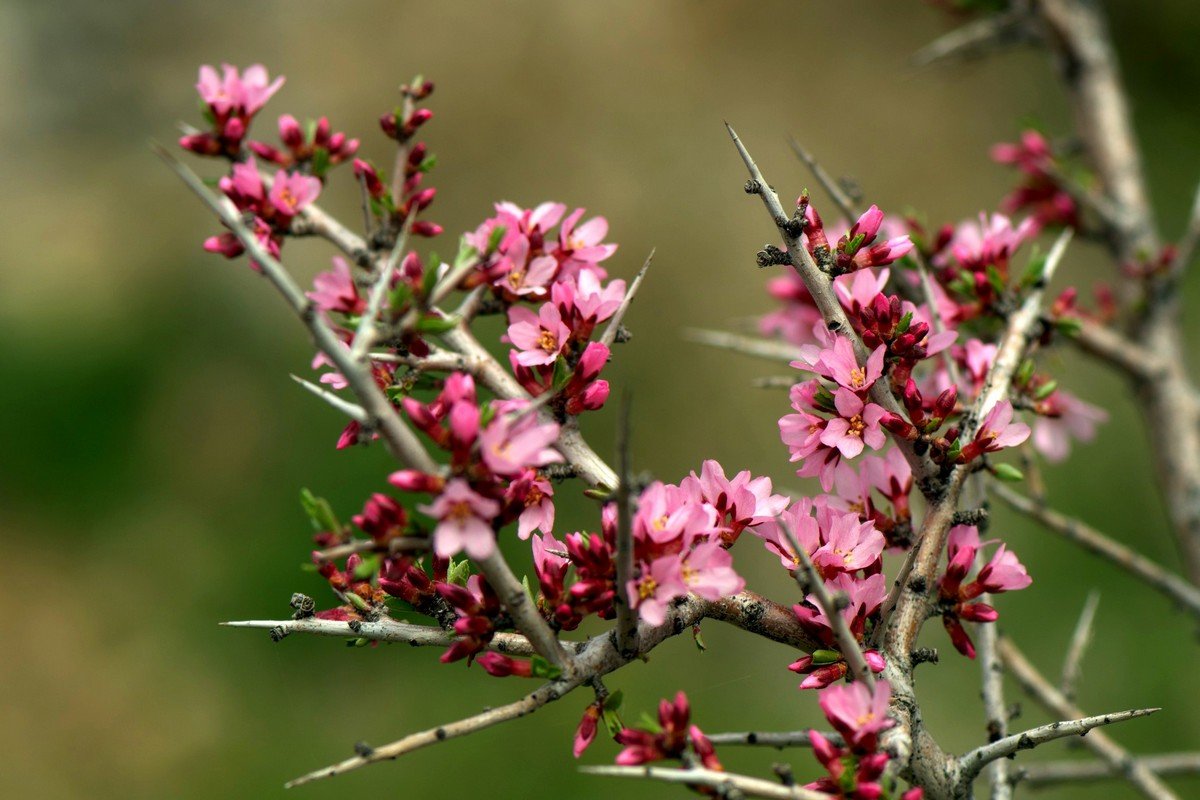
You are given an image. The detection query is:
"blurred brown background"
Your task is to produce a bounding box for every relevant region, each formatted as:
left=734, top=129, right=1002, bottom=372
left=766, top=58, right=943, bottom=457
left=2, top=1, right=1199, bottom=798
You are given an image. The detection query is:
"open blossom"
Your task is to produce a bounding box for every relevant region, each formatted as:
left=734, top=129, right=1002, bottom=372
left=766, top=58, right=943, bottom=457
left=968, top=400, right=1031, bottom=457
left=812, top=512, right=884, bottom=575
left=510, top=469, right=555, bottom=540
left=818, top=680, right=895, bottom=753
left=420, top=479, right=500, bottom=559
left=506, top=302, right=571, bottom=366
left=307, top=256, right=364, bottom=315
left=949, top=212, right=1037, bottom=275
left=196, top=63, right=284, bottom=118
left=558, top=208, right=618, bottom=276
left=821, top=389, right=887, bottom=459
left=795, top=335, right=885, bottom=393
left=268, top=170, right=322, bottom=220
left=479, top=403, right=562, bottom=476
left=1032, top=390, right=1108, bottom=462
left=679, top=460, right=788, bottom=544
left=628, top=555, right=689, bottom=626
left=496, top=235, right=558, bottom=298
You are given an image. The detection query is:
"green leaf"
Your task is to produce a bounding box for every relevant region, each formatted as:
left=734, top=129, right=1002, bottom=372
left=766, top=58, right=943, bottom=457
left=417, top=154, right=438, bottom=173
left=353, top=554, right=381, bottom=580
left=311, top=147, right=331, bottom=178
left=414, top=313, right=460, bottom=334
left=300, top=488, right=343, bottom=535
left=1033, top=380, right=1058, bottom=401
left=1055, top=317, right=1083, bottom=338
left=601, top=707, right=624, bottom=738
left=636, top=712, right=663, bottom=734
left=1015, top=359, right=1036, bottom=387
left=551, top=356, right=573, bottom=393
left=447, top=557, right=472, bottom=586
left=1021, top=249, right=1048, bottom=288
left=986, top=264, right=1006, bottom=295
left=486, top=224, right=507, bottom=254
left=895, top=311, right=913, bottom=336
left=811, top=649, right=841, bottom=665
left=530, top=656, right=562, bottom=680
left=993, top=463, right=1025, bottom=482
left=603, top=689, right=624, bottom=711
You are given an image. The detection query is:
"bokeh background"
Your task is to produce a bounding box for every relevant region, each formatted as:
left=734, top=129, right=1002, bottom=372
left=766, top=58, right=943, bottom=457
left=3, top=1, right=1199, bottom=798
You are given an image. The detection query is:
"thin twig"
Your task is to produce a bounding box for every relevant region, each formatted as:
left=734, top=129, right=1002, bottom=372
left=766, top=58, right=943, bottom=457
left=290, top=374, right=368, bottom=423
left=976, top=608, right=1011, bottom=800
left=777, top=517, right=875, bottom=689
left=957, top=706, right=1161, bottom=785
left=1017, top=752, right=1200, bottom=788
left=475, top=549, right=573, bottom=674
left=684, top=328, right=800, bottom=363
left=998, top=637, right=1179, bottom=800
left=706, top=731, right=841, bottom=749
left=581, top=765, right=830, bottom=800
left=786, top=136, right=858, bottom=221
left=1060, top=590, right=1101, bottom=702
left=599, top=249, right=654, bottom=349
left=614, top=392, right=638, bottom=658
left=349, top=213, right=414, bottom=361
left=991, top=484, right=1200, bottom=619
left=310, top=535, right=429, bottom=562
left=156, top=143, right=438, bottom=474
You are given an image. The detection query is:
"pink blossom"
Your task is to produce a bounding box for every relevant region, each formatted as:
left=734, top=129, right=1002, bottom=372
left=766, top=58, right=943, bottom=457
left=795, top=335, right=885, bottom=393
left=629, top=555, right=689, bottom=625
left=677, top=540, right=744, bottom=600
left=974, top=400, right=1031, bottom=453
left=559, top=208, right=618, bottom=275
left=1032, top=390, right=1108, bottom=462
left=196, top=63, right=284, bottom=118
left=218, top=159, right=266, bottom=209
left=496, top=235, right=558, bottom=297
left=634, top=482, right=718, bottom=545
left=834, top=268, right=889, bottom=315
left=818, top=680, right=895, bottom=753
left=268, top=170, right=322, bottom=220
left=479, top=404, right=562, bottom=476
left=974, top=544, right=1033, bottom=593
left=506, top=303, right=571, bottom=367
left=950, top=212, right=1037, bottom=274
left=680, top=460, right=788, bottom=542
left=420, top=479, right=500, bottom=559
left=553, top=269, right=625, bottom=326
left=812, top=513, right=884, bottom=575
left=307, top=257, right=364, bottom=315
left=752, top=498, right=822, bottom=570
left=820, top=389, right=887, bottom=459
left=515, top=472, right=555, bottom=540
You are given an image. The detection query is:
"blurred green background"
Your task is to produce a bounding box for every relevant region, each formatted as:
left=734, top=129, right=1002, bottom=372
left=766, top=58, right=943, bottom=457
left=3, top=1, right=1199, bottom=798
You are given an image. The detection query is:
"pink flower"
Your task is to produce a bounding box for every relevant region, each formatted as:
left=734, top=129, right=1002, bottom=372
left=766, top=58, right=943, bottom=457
left=972, top=400, right=1031, bottom=454
left=818, top=680, right=895, bottom=753
left=419, top=479, right=500, bottom=559
left=218, top=159, right=266, bottom=209
left=950, top=213, right=1037, bottom=274
left=496, top=235, right=558, bottom=298
left=974, top=544, right=1033, bottom=593
left=558, top=208, right=618, bottom=275
left=834, top=268, right=889, bottom=316
left=812, top=513, right=884, bottom=575
left=514, top=471, right=555, bottom=540
left=574, top=704, right=601, bottom=758
left=506, top=302, right=571, bottom=367
left=197, top=63, right=284, bottom=118
left=268, top=170, right=322, bottom=220
left=795, top=335, right=885, bottom=393
left=479, top=404, right=562, bottom=476
left=680, top=460, right=788, bottom=543
left=629, top=555, right=689, bottom=625
left=677, top=540, right=744, bottom=600
left=553, top=269, right=626, bottom=327
left=1032, top=390, right=1108, bottom=462
left=307, top=256, right=364, bottom=315
left=234, top=64, right=286, bottom=117
left=820, top=389, right=887, bottom=459
left=634, top=482, right=718, bottom=545
left=752, top=498, right=822, bottom=570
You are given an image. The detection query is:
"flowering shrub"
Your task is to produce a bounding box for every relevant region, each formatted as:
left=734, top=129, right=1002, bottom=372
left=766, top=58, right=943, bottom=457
left=166, top=3, right=1200, bottom=797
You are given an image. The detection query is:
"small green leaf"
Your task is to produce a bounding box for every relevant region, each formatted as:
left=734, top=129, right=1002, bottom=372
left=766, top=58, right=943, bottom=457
left=895, top=311, right=913, bottom=336
left=311, top=147, right=331, bottom=178
left=811, top=649, right=841, bottom=665
left=986, top=264, right=1006, bottom=295
left=636, top=712, right=663, bottom=734
left=1033, top=380, right=1058, bottom=400
left=551, top=356, right=573, bottom=393
left=601, top=707, right=624, bottom=738
left=530, top=656, right=562, bottom=680
left=1055, top=317, right=1083, bottom=338
left=414, top=313, right=459, bottom=334
left=1021, top=250, right=1048, bottom=288
left=353, top=554, right=381, bottom=580
left=300, top=488, right=343, bottom=536
left=346, top=592, right=371, bottom=612
left=1015, top=359, right=1036, bottom=386
left=993, top=463, right=1025, bottom=482
left=603, top=690, right=624, bottom=711
left=447, top=557, right=472, bottom=586
left=486, top=224, right=507, bottom=254
left=417, top=154, right=438, bottom=173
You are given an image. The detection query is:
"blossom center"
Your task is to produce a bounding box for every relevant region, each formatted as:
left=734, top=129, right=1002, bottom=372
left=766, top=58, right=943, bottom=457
left=847, top=415, right=865, bottom=437
left=849, top=367, right=866, bottom=388
left=537, top=330, right=559, bottom=353
left=447, top=500, right=473, bottom=522
left=507, top=270, right=525, bottom=289
left=637, top=577, right=658, bottom=600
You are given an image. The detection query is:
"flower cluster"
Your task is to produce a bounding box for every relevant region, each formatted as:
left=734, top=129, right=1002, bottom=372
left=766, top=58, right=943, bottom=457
left=808, top=681, right=923, bottom=799
left=936, top=525, right=1031, bottom=658
left=991, top=130, right=1079, bottom=230
left=605, top=692, right=722, bottom=771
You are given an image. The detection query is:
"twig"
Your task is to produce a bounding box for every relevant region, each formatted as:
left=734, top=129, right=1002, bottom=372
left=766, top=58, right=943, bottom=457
left=221, top=617, right=576, bottom=656
left=580, top=765, right=830, bottom=800
left=957, top=706, right=1161, bottom=785
left=998, top=637, right=1179, bottom=800
left=310, top=535, right=429, bottom=562
left=349, top=213, right=414, bottom=361
left=1169, top=178, right=1200, bottom=279
left=786, top=136, right=858, bottom=221
left=156, top=143, right=438, bottom=474
left=990, top=484, right=1200, bottom=619
left=706, top=731, right=841, bottom=749
left=976, top=608, right=1011, bottom=800
left=684, top=328, right=800, bottom=363
left=475, top=549, right=573, bottom=674
left=614, top=393, right=638, bottom=658
left=1060, top=590, right=1101, bottom=702
left=290, top=374, right=368, bottom=423
left=1017, top=752, right=1200, bottom=788
left=777, top=517, right=875, bottom=689
left=910, top=8, right=1033, bottom=67
left=726, top=123, right=938, bottom=486
left=599, top=249, right=654, bottom=349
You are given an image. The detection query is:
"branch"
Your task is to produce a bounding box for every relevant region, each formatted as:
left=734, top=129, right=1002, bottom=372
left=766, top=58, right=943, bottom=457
left=221, top=617, right=570, bottom=656
left=348, top=213, right=414, bottom=361
left=910, top=8, right=1034, bottom=67
left=778, top=516, right=875, bottom=688
left=599, top=249, right=654, bottom=349
left=1017, top=752, right=1200, bottom=788
left=581, top=765, right=831, bottom=800
left=475, top=549, right=573, bottom=674
left=976, top=607, right=1011, bottom=800
left=684, top=328, right=800, bottom=364
left=957, top=707, right=1160, bottom=786
left=1060, top=590, right=1101, bottom=702
left=290, top=374, right=368, bottom=423
left=998, top=637, right=1179, bottom=800
left=706, top=730, right=842, bottom=749
left=786, top=136, right=858, bottom=221
left=725, top=123, right=938, bottom=487
left=614, top=393, right=638, bottom=658
left=990, top=484, right=1200, bottom=618
left=157, top=145, right=438, bottom=474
